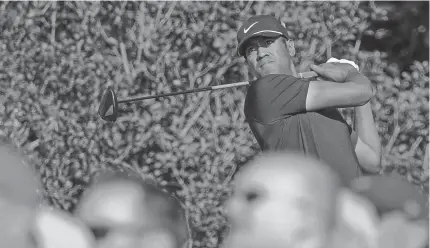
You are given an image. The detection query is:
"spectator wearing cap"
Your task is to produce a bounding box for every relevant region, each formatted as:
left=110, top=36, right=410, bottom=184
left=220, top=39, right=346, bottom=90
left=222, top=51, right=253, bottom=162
left=236, top=15, right=381, bottom=185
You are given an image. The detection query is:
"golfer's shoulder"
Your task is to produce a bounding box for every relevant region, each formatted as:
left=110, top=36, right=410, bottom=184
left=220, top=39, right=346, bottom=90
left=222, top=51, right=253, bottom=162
left=246, top=74, right=309, bottom=105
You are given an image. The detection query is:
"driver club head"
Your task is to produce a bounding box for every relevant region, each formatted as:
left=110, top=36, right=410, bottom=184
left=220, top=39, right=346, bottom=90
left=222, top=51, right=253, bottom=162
left=98, top=87, right=118, bottom=122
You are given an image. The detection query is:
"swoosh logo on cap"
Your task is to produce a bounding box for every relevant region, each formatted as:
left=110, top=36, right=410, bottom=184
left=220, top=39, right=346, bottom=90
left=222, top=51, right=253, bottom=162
left=244, top=22, right=258, bottom=33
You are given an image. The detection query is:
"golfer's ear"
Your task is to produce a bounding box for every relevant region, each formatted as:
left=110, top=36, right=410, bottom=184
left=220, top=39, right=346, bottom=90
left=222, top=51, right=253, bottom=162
left=286, top=39, right=295, bottom=57
left=246, top=61, right=258, bottom=79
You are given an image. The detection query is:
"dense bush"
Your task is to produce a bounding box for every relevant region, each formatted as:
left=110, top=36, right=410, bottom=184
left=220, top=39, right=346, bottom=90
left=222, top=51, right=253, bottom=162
left=0, top=1, right=428, bottom=247
left=361, top=1, right=429, bottom=71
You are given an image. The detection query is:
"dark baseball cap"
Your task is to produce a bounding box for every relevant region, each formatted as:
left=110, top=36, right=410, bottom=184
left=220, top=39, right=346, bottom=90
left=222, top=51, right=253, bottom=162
left=236, top=15, right=289, bottom=57
left=350, top=175, right=429, bottom=220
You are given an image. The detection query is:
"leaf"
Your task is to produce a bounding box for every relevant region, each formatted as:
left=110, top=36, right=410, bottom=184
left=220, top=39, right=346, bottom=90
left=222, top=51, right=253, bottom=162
left=47, top=120, right=59, bottom=132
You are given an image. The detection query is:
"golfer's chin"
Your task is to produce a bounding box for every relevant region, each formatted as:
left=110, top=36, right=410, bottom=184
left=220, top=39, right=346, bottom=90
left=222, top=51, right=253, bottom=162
left=257, top=64, right=281, bottom=77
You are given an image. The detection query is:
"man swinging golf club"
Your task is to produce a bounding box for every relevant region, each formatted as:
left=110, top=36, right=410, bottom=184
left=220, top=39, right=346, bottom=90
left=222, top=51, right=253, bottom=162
left=237, top=15, right=382, bottom=185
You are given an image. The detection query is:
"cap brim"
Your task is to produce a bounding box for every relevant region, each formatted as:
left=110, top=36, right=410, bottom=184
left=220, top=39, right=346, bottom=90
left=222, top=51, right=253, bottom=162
left=237, top=31, right=284, bottom=57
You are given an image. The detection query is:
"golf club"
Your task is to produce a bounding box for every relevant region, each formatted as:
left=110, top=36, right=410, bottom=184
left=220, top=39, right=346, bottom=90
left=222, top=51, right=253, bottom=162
left=98, top=71, right=318, bottom=122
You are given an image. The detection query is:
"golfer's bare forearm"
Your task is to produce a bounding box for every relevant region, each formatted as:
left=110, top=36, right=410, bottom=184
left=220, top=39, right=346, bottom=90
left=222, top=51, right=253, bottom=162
left=306, top=80, right=373, bottom=111
left=354, top=102, right=381, bottom=159
left=350, top=74, right=381, bottom=158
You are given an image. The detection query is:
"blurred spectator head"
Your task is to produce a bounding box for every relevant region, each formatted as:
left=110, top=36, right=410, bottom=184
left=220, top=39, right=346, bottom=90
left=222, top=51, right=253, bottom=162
left=330, top=189, right=379, bottom=248
left=31, top=208, right=96, bottom=248
left=224, top=152, right=340, bottom=248
left=350, top=175, right=429, bottom=248
left=378, top=211, right=428, bottom=248
left=75, top=170, right=190, bottom=248
left=0, top=136, right=43, bottom=207
left=350, top=175, right=428, bottom=220
left=0, top=136, right=95, bottom=248
left=0, top=137, right=42, bottom=248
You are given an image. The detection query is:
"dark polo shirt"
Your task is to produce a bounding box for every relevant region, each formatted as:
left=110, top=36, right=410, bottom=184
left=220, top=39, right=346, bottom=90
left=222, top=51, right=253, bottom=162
left=244, top=74, right=362, bottom=185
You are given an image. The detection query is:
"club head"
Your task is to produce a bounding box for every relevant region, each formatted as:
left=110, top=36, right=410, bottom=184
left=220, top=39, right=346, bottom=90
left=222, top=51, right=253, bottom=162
left=98, top=87, right=118, bottom=122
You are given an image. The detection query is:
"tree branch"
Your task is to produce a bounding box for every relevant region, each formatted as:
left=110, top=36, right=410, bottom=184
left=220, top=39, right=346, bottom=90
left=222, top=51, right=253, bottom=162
left=120, top=42, right=132, bottom=84
left=180, top=94, right=209, bottom=138
left=50, top=2, right=57, bottom=45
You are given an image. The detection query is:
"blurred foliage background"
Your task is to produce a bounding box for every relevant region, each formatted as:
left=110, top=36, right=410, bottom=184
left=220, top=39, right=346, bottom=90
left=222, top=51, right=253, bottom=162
left=0, top=1, right=428, bottom=247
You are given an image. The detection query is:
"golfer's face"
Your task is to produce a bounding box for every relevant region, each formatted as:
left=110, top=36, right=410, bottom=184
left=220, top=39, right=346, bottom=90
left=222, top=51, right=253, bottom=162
left=76, top=182, right=176, bottom=248
left=225, top=166, right=329, bottom=248
left=245, top=36, right=292, bottom=78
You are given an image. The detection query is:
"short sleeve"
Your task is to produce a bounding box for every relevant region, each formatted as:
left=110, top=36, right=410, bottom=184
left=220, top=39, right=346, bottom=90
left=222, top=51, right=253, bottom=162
left=273, top=76, right=310, bottom=117
left=349, top=124, right=358, bottom=148
left=244, top=74, right=310, bottom=124
left=347, top=123, right=353, bottom=135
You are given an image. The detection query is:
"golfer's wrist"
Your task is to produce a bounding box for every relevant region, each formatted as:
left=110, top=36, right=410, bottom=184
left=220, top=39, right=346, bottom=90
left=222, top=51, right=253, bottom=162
left=327, top=57, right=361, bottom=82
left=327, top=58, right=359, bottom=71
left=347, top=73, right=372, bottom=88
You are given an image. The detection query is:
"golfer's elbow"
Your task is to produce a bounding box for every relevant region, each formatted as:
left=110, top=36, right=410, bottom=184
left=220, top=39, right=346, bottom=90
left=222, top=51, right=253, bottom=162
left=361, top=161, right=381, bottom=174
left=371, top=151, right=382, bottom=172
left=355, top=139, right=382, bottom=173
left=360, top=151, right=382, bottom=174
left=362, top=162, right=382, bottom=174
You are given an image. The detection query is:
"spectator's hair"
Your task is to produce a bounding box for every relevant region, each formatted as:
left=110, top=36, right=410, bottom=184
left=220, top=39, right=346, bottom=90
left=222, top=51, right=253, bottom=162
left=84, top=170, right=191, bottom=247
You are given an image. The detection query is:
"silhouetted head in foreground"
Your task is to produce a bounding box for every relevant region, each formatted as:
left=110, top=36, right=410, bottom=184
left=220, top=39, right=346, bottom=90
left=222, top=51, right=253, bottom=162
left=223, top=152, right=341, bottom=248
left=75, top=171, right=190, bottom=248
left=0, top=137, right=43, bottom=207
left=0, top=137, right=42, bottom=248
left=0, top=137, right=95, bottom=248
left=350, top=175, right=429, bottom=248
left=330, top=189, right=379, bottom=248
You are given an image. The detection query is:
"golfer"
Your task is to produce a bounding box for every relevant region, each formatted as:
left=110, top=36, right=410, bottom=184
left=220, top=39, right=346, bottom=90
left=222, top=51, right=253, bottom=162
left=236, top=15, right=382, bottom=185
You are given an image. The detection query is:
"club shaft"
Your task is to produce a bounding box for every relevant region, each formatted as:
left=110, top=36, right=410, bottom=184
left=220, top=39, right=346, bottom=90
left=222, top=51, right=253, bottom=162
left=117, top=81, right=250, bottom=104
left=211, top=81, right=250, bottom=90
left=117, top=71, right=318, bottom=104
